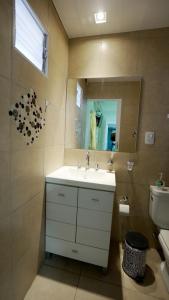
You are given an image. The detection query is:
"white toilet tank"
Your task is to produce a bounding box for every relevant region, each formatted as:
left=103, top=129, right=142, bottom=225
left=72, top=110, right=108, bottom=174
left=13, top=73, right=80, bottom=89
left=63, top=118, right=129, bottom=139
left=149, top=186, right=169, bottom=230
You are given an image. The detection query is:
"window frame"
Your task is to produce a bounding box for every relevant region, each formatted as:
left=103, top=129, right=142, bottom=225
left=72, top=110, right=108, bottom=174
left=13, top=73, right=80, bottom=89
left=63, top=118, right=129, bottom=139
left=13, top=0, right=48, bottom=76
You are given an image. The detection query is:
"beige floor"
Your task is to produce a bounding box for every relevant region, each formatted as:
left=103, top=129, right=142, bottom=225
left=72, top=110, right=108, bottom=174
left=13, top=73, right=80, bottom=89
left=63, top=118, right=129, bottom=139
left=24, top=243, right=169, bottom=300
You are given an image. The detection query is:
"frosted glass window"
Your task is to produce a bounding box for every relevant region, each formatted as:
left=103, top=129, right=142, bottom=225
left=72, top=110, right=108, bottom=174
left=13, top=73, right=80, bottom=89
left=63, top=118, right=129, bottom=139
left=14, top=0, right=48, bottom=74
left=76, top=82, right=82, bottom=108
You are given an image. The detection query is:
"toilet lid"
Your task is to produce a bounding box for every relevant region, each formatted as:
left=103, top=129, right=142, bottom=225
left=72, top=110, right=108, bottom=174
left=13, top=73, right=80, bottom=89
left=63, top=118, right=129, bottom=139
left=160, top=230, right=169, bottom=251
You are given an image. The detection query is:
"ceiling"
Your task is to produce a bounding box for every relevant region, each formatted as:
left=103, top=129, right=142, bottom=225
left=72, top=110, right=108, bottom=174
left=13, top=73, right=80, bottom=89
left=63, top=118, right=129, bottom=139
left=52, top=0, right=169, bottom=38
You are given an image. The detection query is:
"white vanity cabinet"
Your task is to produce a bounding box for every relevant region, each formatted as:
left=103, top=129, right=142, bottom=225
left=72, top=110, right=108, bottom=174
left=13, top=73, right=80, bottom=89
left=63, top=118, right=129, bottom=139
left=46, top=182, right=114, bottom=268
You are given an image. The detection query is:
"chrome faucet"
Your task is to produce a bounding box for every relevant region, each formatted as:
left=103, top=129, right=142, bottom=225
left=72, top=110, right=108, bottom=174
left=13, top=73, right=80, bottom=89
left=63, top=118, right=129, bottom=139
left=85, top=151, right=90, bottom=169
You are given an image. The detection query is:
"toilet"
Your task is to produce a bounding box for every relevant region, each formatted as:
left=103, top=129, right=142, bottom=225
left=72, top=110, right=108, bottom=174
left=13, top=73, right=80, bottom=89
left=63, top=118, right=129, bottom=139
left=149, top=185, right=169, bottom=292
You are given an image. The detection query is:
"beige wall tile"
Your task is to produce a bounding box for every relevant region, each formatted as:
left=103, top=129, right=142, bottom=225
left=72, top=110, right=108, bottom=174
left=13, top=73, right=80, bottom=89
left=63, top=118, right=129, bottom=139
left=68, top=38, right=102, bottom=78
left=11, top=175, right=44, bottom=212
left=0, top=0, right=12, bottom=79
left=44, top=145, right=64, bottom=175
left=0, top=77, right=10, bottom=151
left=140, top=76, right=169, bottom=114
left=11, top=122, right=46, bottom=152
left=48, top=1, right=68, bottom=70
left=69, top=36, right=141, bottom=78
left=11, top=148, right=44, bottom=211
left=0, top=216, right=12, bottom=300
left=45, top=107, right=65, bottom=147
left=0, top=151, right=11, bottom=219
left=28, top=0, right=49, bottom=30
left=12, top=50, right=48, bottom=92
left=137, top=36, right=169, bottom=76
left=11, top=148, right=44, bottom=182
left=131, top=151, right=168, bottom=185
left=138, top=112, right=169, bottom=152
left=11, top=193, right=44, bottom=268
left=115, top=182, right=149, bottom=217
left=64, top=148, right=96, bottom=168
left=0, top=0, right=68, bottom=299
left=47, top=62, right=67, bottom=106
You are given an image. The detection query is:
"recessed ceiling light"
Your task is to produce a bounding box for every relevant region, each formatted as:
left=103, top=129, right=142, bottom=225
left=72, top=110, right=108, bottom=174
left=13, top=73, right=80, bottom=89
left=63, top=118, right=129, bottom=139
left=94, top=11, right=107, bottom=24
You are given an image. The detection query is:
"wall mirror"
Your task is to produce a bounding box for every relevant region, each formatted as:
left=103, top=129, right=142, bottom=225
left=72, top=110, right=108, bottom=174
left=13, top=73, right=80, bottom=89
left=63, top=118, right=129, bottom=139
left=65, top=77, right=141, bottom=153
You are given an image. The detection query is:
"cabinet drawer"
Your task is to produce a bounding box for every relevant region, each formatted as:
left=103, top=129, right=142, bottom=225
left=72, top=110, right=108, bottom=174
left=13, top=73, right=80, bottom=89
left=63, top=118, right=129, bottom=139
left=46, top=220, right=76, bottom=242
left=77, top=208, right=112, bottom=231
left=78, top=188, right=114, bottom=212
left=46, top=184, right=77, bottom=206
left=46, top=202, right=77, bottom=225
left=76, top=226, right=110, bottom=250
left=46, top=237, right=109, bottom=267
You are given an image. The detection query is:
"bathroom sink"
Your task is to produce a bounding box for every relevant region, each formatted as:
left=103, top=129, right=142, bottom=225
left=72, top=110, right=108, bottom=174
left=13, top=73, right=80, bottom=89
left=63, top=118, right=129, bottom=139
left=46, top=166, right=116, bottom=191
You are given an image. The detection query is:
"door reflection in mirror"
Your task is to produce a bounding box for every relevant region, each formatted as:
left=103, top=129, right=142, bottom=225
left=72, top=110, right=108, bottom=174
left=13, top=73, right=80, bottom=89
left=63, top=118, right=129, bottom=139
left=83, top=100, right=121, bottom=151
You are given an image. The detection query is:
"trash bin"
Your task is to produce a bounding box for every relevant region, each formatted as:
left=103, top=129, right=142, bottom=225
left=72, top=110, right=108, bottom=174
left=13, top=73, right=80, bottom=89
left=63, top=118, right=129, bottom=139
left=122, top=231, right=149, bottom=282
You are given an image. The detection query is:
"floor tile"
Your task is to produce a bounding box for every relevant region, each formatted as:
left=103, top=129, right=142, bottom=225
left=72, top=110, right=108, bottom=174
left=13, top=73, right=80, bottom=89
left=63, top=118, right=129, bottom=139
left=75, top=276, right=159, bottom=300
left=81, top=262, right=122, bottom=287
left=81, top=243, right=122, bottom=286
left=24, top=244, right=169, bottom=300
left=75, top=276, right=123, bottom=300
left=24, top=265, right=79, bottom=300
left=123, top=287, right=163, bottom=300
left=45, top=253, right=82, bottom=275
left=120, top=248, right=169, bottom=300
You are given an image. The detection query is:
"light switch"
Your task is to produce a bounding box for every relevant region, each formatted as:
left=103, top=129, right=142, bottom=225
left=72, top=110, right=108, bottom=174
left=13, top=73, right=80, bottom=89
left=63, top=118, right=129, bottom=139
left=145, top=131, right=155, bottom=145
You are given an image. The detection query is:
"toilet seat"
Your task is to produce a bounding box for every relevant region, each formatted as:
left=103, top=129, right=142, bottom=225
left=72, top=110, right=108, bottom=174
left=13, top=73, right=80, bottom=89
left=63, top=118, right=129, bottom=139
left=159, top=230, right=169, bottom=251
left=159, top=230, right=169, bottom=261
left=159, top=230, right=169, bottom=292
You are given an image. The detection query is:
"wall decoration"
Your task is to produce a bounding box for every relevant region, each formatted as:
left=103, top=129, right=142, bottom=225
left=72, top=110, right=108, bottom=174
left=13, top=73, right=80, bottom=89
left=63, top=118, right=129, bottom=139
left=9, top=88, right=45, bottom=145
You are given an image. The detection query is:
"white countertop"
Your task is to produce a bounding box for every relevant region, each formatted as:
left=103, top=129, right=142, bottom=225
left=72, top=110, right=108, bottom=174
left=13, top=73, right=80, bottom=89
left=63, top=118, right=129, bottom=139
left=46, top=166, right=116, bottom=192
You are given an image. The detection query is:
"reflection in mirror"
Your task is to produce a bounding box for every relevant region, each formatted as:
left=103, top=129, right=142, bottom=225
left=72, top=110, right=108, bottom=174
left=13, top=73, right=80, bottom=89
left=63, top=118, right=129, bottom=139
left=84, top=100, right=121, bottom=151
left=65, top=78, right=141, bottom=153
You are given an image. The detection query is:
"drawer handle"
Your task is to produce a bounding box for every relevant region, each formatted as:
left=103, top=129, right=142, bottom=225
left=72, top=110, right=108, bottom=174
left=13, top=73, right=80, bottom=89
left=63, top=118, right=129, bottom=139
left=151, top=195, right=154, bottom=201
left=72, top=249, right=78, bottom=253
left=91, top=198, right=99, bottom=202
left=58, top=193, right=65, bottom=197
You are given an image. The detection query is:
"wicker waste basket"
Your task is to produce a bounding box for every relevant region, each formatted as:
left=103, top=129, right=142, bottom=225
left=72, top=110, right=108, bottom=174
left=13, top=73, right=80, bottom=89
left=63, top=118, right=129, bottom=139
left=122, top=231, right=149, bottom=282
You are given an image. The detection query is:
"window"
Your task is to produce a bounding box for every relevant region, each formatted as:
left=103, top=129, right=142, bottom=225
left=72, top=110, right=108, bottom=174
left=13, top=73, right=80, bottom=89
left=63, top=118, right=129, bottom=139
left=76, top=82, right=83, bottom=108
left=14, top=0, right=48, bottom=74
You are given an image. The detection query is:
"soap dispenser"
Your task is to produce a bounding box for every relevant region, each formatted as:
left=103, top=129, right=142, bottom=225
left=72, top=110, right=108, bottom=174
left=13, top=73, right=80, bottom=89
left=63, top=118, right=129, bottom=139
left=107, top=154, right=114, bottom=172
left=155, top=172, right=165, bottom=188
